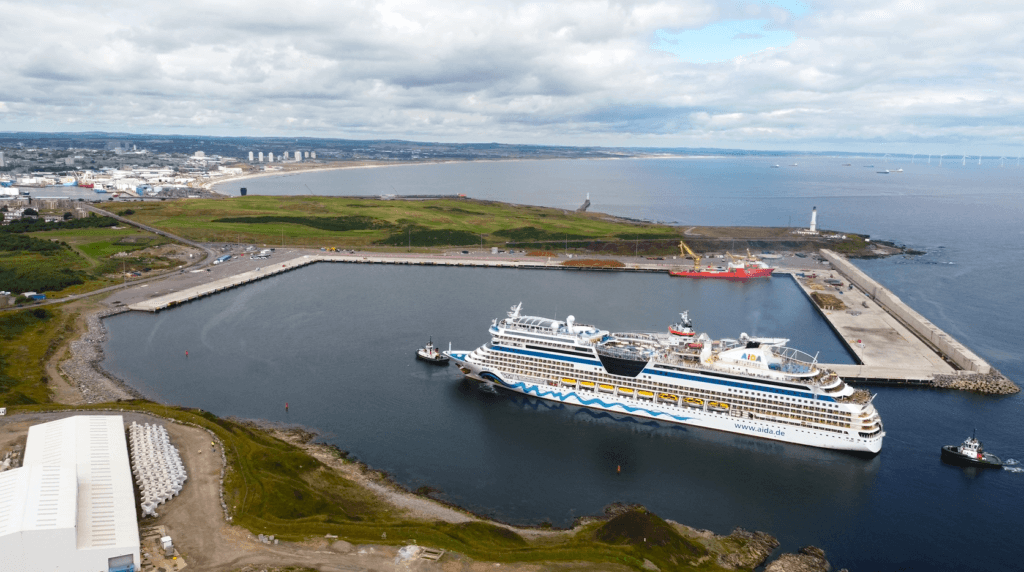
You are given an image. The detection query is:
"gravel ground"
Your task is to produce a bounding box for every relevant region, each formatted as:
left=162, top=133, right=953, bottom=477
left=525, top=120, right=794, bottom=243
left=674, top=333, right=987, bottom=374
left=57, top=308, right=144, bottom=404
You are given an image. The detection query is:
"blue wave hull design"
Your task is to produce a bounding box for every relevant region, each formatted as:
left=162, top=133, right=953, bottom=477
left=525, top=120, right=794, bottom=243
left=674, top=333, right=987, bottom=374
left=486, top=373, right=695, bottom=424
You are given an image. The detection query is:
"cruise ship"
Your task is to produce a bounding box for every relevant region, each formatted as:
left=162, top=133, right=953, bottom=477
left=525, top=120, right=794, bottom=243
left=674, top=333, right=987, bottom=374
left=446, top=304, right=884, bottom=454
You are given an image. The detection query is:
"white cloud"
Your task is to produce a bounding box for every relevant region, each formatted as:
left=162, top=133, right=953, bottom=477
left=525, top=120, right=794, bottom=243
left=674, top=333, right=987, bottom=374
left=0, top=0, right=1021, bottom=154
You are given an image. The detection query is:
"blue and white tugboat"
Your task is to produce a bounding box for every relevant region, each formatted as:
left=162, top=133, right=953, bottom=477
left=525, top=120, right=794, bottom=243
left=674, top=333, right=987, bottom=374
left=416, top=337, right=449, bottom=365
left=941, top=431, right=1002, bottom=468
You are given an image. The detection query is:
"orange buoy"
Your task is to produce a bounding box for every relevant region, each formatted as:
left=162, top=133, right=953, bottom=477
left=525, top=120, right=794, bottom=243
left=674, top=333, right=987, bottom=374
left=617, top=465, right=621, bottom=474
left=185, top=350, right=188, bottom=357
left=285, top=402, right=289, bottom=411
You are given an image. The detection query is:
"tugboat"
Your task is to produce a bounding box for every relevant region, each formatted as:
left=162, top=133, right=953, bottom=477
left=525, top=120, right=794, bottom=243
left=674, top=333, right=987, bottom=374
left=941, top=431, right=1003, bottom=468
left=668, top=311, right=695, bottom=337
left=416, top=337, right=449, bottom=365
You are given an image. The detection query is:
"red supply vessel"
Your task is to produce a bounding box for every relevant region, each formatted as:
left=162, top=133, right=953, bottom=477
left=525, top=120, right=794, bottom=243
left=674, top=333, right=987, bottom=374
left=670, top=240, right=774, bottom=281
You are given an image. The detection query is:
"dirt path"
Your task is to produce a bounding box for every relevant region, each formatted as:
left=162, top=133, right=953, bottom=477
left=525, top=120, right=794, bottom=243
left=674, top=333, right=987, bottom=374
left=45, top=301, right=90, bottom=405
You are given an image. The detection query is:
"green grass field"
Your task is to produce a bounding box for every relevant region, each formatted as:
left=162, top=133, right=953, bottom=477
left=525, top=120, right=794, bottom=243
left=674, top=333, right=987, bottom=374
left=0, top=307, right=76, bottom=404
left=120, top=196, right=684, bottom=248
left=118, top=196, right=869, bottom=259
left=0, top=223, right=177, bottom=298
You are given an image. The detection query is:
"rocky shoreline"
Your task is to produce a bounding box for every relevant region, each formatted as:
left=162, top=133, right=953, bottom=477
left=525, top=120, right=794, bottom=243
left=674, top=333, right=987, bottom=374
left=932, top=369, right=1020, bottom=395
left=57, top=308, right=146, bottom=403
left=766, top=546, right=847, bottom=572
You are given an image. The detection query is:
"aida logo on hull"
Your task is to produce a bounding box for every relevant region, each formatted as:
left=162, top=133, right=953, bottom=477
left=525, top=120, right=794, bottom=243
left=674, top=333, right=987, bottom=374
left=741, top=353, right=762, bottom=362
left=735, top=423, right=784, bottom=436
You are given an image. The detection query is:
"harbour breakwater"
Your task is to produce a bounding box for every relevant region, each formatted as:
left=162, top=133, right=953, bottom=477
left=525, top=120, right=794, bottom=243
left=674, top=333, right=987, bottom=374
left=819, top=250, right=1017, bottom=395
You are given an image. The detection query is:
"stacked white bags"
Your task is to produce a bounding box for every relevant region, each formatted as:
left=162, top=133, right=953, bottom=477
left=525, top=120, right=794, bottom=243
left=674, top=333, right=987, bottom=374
left=128, top=421, right=187, bottom=517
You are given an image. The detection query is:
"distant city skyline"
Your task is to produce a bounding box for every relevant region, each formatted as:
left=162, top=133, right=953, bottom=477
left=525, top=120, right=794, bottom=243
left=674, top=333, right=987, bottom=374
left=1, top=0, right=1021, bottom=156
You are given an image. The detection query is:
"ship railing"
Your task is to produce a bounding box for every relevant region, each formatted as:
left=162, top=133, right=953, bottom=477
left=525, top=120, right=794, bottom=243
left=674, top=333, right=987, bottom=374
left=609, top=332, right=661, bottom=342
left=595, top=345, right=654, bottom=361
left=770, top=346, right=818, bottom=364
left=505, top=372, right=549, bottom=385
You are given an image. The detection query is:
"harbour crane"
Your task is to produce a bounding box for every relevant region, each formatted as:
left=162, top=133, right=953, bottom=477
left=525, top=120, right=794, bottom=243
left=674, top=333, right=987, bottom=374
left=678, top=240, right=701, bottom=270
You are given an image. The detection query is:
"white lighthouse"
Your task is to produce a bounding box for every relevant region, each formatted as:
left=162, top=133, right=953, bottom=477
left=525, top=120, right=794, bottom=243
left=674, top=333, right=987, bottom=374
left=809, top=206, right=818, bottom=232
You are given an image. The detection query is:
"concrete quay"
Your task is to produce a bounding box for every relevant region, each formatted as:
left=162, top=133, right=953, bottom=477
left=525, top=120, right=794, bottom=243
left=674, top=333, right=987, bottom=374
left=820, top=250, right=990, bottom=374
left=792, top=250, right=1017, bottom=393
left=126, top=252, right=670, bottom=312
left=787, top=268, right=954, bottom=380
left=128, top=256, right=319, bottom=312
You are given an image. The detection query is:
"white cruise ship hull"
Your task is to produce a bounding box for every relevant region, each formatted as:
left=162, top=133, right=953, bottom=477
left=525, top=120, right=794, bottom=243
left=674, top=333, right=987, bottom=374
left=449, top=355, right=883, bottom=455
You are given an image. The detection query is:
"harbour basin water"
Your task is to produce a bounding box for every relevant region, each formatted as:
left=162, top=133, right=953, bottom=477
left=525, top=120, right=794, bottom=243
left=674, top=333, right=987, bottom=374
left=104, top=264, right=1021, bottom=571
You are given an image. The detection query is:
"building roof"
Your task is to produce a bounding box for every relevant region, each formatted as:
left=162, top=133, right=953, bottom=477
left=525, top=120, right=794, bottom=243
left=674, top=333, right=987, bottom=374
left=2, top=415, right=139, bottom=552
left=0, top=464, right=77, bottom=536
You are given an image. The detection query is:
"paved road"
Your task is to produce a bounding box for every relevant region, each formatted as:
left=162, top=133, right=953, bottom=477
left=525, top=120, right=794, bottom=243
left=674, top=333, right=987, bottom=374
left=0, top=206, right=216, bottom=313
left=81, top=204, right=217, bottom=263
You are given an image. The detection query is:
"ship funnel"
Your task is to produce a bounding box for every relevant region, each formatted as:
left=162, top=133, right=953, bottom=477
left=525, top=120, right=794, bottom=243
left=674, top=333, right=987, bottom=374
left=566, top=315, right=575, bottom=330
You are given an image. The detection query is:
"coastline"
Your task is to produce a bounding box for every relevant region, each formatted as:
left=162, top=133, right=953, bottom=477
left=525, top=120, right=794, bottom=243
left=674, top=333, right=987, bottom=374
left=57, top=307, right=144, bottom=403
left=206, top=153, right=721, bottom=195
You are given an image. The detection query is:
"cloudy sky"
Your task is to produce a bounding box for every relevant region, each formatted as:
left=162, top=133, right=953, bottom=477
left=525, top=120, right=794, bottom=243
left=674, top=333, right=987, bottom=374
left=1, top=0, right=1022, bottom=154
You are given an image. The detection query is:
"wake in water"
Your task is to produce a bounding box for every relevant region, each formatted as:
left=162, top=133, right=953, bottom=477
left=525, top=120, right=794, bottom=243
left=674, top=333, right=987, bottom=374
left=1003, top=458, right=1021, bottom=473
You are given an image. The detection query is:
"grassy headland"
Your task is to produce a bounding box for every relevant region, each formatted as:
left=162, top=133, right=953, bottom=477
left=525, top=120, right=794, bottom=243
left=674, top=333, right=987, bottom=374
left=118, top=195, right=871, bottom=257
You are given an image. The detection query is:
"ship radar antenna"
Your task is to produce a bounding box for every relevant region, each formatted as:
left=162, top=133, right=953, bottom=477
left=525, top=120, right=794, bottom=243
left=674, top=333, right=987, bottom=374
left=508, top=302, right=523, bottom=319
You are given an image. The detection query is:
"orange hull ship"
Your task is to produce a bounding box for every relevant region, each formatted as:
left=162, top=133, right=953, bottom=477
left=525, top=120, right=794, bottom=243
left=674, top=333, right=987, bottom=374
left=671, top=240, right=774, bottom=281
left=669, top=266, right=773, bottom=281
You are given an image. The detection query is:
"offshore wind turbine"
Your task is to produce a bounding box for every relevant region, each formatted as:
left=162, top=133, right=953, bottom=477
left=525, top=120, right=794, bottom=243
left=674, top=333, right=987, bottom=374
left=928, top=154, right=931, bottom=164
left=912, top=153, right=917, bottom=163
left=962, top=154, right=967, bottom=166
left=939, top=154, right=945, bottom=165
left=1000, top=157, right=1005, bottom=167
left=978, top=156, right=982, bottom=165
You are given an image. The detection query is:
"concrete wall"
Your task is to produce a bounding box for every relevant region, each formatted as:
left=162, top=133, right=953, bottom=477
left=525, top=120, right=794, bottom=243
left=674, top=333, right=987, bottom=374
left=820, top=250, right=990, bottom=374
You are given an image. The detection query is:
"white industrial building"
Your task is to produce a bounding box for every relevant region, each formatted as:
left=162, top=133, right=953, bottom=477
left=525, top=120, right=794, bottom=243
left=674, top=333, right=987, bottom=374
left=0, top=415, right=140, bottom=572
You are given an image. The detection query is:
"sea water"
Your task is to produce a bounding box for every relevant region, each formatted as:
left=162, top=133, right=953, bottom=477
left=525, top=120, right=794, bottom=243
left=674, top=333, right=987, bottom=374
left=102, top=157, right=1024, bottom=571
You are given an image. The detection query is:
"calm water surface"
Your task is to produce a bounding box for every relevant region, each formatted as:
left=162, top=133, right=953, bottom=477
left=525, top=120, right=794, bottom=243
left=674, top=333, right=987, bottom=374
left=102, top=157, right=1024, bottom=571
